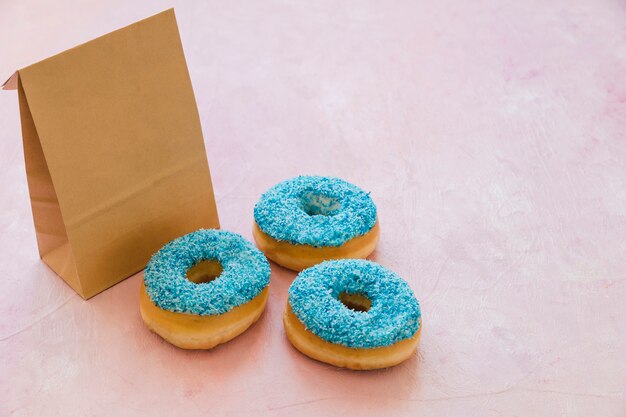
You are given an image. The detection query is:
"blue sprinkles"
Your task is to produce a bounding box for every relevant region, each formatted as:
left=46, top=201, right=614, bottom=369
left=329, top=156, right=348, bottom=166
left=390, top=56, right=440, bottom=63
left=288, top=259, right=421, bottom=349
left=144, top=229, right=270, bottom=316
left=254, top=176, right=377, bottom=247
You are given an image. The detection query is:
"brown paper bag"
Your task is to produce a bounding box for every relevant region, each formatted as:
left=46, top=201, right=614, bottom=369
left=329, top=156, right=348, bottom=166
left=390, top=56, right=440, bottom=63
left=2, top=9, right=219, bottom=299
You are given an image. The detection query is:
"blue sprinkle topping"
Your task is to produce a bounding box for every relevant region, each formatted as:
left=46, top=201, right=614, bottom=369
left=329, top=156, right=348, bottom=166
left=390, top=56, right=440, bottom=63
left=254, top=176, right=377, bottom=247
left=144, top=229, right=270, bottom=316
left=288, top=259, right=421, bottom=349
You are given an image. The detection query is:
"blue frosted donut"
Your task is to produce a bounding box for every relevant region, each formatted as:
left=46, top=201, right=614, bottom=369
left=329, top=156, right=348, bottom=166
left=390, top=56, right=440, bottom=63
left=254, top=175, right=377, bottom=247
left=288, top=259, right=421, bottom=349
left=144, top=229, right=270, bottom=316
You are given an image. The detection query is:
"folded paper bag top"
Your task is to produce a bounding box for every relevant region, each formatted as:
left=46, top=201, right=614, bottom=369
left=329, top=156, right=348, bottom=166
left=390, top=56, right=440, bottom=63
left=3, top=9, right=220, bottom=299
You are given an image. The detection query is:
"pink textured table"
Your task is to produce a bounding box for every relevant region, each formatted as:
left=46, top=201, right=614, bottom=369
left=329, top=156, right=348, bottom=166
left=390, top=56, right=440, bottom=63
left=1, top=1, right=625, bottom=416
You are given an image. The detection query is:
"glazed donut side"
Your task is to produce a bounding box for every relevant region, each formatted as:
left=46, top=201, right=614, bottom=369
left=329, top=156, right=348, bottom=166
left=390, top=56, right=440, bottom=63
left=283, top=305, right=420, bottom=370
left=140, top=284, right=268, bottom=350
left=252, top=221, right=380, bottom=271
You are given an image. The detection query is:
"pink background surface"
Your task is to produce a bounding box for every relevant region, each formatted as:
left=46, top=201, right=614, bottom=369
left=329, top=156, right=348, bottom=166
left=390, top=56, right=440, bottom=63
left=1, top=1, right=625, bottom=416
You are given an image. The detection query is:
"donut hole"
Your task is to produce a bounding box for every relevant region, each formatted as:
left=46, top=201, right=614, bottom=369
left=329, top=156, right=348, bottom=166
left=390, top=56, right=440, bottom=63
left=186, top=259, right=223, bottom=284
left=302, top=192, right=341, bottom=216
left=338, top=292, right=372, bottom=313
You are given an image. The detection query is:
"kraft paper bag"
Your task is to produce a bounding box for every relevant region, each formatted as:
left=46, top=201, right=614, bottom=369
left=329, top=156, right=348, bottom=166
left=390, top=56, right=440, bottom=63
left=2, top=9, right=220, bottom=299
